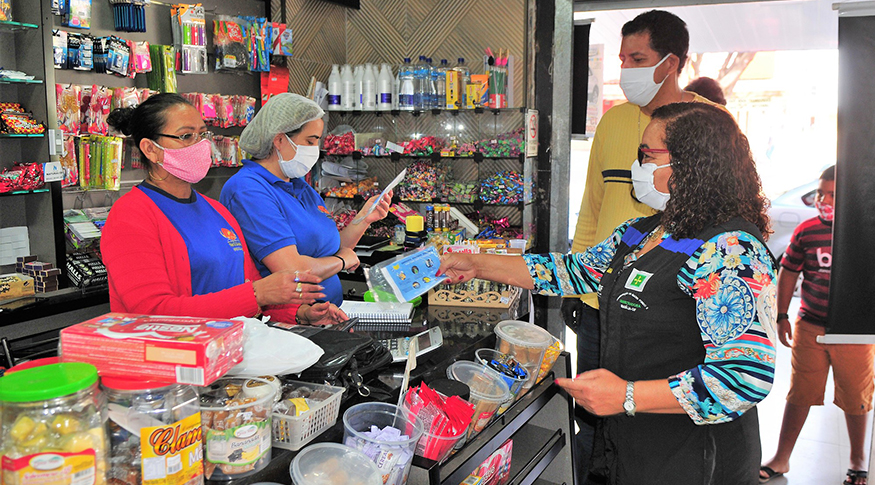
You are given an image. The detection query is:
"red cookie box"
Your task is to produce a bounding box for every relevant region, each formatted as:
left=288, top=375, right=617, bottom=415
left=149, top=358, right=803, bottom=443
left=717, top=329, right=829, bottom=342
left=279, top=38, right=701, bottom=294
left=60, top=312, right=245, bottom=386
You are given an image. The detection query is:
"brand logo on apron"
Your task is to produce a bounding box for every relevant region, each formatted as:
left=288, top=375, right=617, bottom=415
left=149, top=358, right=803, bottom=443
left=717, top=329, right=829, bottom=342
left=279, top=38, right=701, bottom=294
left=624, top=269, right=653, bottom=292
left=616, top=292, right=649, bottom=312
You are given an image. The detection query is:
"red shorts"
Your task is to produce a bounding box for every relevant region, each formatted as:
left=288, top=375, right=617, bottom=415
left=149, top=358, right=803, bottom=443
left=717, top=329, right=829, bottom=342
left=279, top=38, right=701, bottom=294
left=787, top=319, right=875, bottom=414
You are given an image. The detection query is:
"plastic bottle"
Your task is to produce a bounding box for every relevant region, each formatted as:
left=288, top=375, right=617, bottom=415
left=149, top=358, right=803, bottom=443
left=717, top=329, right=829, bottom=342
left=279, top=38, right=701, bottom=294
left=399, top=58, right=415, bottom=111
left=453, top=58, right=470, bottom=109
left=393, top=65, right=401, bottom=109
left=341, top=64, right=355, bottom=111
left=413, top=56, right=428, bottom=110
left=435, top=59, right=448, bottom=110
left=426, top=58, right=437, bottom=109
left=328, top=64, right=341, bottom=111
left=353, top=65, right=364, bottom=111
left=362, top=63, right=376, bottom=111
left=377, top=64, right=393, bottom=111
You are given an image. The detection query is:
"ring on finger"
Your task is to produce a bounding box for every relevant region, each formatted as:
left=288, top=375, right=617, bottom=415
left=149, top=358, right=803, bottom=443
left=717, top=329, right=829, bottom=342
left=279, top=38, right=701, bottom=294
left=296, top=282, right=303, bottom=293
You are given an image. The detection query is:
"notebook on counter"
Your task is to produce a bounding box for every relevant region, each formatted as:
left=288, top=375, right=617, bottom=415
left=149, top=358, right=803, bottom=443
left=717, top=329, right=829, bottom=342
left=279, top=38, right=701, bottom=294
left=339, top=301, right=414, bottom=325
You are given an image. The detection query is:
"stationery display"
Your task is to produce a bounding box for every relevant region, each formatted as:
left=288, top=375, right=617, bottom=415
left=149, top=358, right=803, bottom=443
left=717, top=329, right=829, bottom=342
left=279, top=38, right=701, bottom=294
left=171, top=4, right=208, bottom=74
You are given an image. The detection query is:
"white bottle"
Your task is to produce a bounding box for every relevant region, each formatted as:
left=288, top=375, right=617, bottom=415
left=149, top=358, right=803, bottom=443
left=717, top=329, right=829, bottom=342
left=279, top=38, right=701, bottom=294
left=328, top=64, right=341, bottom=111
left=399, top=57, right=415, bottom=111
left=377, top=63, right=393, bottom=111
left=353, top=65, right=364, bottom=111
left=341, top=64, right=355, bottom=111
left=362, top=63, right=376, bottom=111
left=393, top=66, right=401, bottom=109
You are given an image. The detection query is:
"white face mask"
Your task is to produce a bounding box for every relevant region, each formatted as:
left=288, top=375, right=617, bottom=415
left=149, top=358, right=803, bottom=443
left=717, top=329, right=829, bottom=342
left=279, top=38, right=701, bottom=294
left=631, top=159, right=672, bottom=211
left=278, top=134, right=320, bottom=179
left=619, top=54, right=671, bottom=107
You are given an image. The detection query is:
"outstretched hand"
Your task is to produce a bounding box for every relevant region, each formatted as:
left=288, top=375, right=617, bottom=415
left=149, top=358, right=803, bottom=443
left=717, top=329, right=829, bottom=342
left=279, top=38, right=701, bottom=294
left=437, top=253, right=477, bottom=284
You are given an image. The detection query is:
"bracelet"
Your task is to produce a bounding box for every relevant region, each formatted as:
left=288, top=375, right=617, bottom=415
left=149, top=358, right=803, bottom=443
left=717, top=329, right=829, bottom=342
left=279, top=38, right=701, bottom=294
left=332, top=254, right=346, bottom=271
left=777, top=312, right=789, bottom=320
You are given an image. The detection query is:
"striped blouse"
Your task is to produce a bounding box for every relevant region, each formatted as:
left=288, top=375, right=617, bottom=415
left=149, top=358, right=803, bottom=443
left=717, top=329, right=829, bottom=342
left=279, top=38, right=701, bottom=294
left=523, top=218, right=777, bottom=424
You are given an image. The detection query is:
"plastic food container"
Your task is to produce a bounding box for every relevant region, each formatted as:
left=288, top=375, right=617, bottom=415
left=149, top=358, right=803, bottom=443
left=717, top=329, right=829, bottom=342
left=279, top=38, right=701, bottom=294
left=399, top=390, right=467, bottom=464
left=272, top=380, right=345, bottom=451
left=474, top=348, right=528, bottom=400
left=0, top=362, right=109, bottom=485
left=102, top=377, right=202, bottom=485
left=199, top=377, right=276, bottom=481
left=494, top=320, right=553, bottom=394
left=446, top=361, right=511, bottom=439
left=343, top=402, right=424, bottom=485
left=536, top=334, right=565, bottom=383
left=290, top=443, right=382, bottom=485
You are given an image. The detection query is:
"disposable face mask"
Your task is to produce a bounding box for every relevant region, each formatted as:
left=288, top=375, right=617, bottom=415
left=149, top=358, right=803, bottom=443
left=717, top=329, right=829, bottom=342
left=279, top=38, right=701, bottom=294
left=619, top=54, right=671, bottom=107
left=278, top=135, right=320, bottom=179
left=150, top=138, right=213, bottom=184
left=815, top=201, right=834, bottom=221
left=631, top=159, right=672, bottom=211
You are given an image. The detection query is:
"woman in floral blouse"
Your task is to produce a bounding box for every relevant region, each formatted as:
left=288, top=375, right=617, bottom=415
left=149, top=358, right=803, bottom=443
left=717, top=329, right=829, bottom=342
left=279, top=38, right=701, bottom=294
left=439, top=102, right=776, bottom=484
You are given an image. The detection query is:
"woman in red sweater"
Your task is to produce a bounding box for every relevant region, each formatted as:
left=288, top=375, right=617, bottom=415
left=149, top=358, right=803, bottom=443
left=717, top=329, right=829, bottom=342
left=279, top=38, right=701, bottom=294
left=101, top=93, right=346, bottom=325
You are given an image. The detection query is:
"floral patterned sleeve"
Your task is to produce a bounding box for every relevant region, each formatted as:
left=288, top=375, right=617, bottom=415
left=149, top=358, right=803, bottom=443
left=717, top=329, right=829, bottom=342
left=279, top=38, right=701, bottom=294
left=522, top=219, right=640, bottom=296
left=669, top=231, right=778, bottom=425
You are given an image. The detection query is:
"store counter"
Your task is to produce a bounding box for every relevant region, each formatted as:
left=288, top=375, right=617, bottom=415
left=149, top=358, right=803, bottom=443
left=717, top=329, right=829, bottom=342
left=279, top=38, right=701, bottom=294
left=211, top=304, right=577, bottom=485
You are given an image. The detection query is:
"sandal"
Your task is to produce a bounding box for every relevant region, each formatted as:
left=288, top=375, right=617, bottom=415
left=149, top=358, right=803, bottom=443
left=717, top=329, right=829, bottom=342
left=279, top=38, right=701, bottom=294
left=844, top=469, right=868, bottom=485
left=759, top=466, right=784, bottom=483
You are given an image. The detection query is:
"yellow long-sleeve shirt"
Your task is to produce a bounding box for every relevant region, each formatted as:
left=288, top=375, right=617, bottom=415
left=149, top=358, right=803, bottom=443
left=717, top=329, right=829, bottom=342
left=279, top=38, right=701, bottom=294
left=570, top=94, right=716, bottom=306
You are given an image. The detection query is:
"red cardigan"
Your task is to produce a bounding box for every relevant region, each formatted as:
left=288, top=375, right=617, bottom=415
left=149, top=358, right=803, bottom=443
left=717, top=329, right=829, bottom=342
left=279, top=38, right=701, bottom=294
left=101, top=186, right=298, bottom=322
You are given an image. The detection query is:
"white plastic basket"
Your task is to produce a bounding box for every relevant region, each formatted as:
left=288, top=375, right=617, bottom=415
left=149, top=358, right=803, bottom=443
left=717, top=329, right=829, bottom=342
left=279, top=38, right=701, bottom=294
left=271, top=380, right=345, bottom=451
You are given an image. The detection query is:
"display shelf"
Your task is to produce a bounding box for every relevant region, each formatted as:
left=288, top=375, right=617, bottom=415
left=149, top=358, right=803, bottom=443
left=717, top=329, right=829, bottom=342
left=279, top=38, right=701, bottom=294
left=0, top=187, right=50, bottom=196
left=0, top=20, right=39, bottom=31
left=339, top=151, right=524, bottom=162
left=0, top=133, right=45, bottom=137
left=331, top=107, right=526, bottom=117
left=0, top=78, right=43, bottom=84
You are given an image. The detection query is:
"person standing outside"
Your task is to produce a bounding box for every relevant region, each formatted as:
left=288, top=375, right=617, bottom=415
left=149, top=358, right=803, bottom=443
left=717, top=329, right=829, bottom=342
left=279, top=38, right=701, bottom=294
left=759, top=166, right=874, bottom=485
left=564, top=10, right=720, bottom=479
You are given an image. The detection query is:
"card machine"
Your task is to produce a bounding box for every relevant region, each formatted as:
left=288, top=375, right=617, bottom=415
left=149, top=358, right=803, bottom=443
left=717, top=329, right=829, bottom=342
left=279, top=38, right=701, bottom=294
left=378, top=327, right=443, bottom=363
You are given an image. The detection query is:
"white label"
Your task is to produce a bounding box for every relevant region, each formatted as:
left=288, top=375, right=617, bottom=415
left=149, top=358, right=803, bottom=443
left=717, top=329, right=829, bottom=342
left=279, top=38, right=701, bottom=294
left=165, top=454, right=182, bottom=475
left=386, top=141, right=404, bottom=153
left=142, top=456, right=166, bottom=480
left=43, top=162, right=64, bottom=182
left=175, top=366, right=205, bottom=385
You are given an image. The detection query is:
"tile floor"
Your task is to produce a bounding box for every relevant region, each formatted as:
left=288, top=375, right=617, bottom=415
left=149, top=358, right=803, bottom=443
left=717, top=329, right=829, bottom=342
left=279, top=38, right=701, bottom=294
left=563, top=296, right=874, bottom=485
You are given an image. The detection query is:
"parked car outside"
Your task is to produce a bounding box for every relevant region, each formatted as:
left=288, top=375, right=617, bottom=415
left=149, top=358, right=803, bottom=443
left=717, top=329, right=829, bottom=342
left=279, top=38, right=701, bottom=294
left=767, top=180, right=819, bottom=258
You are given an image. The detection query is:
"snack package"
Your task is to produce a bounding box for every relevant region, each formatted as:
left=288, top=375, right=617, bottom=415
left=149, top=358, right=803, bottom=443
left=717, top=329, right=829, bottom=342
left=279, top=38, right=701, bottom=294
left=464, top=439, right=513, bottom=485
left=213, top=16, right=248, bottom=71
left=60, top=313, right=245, bottom=385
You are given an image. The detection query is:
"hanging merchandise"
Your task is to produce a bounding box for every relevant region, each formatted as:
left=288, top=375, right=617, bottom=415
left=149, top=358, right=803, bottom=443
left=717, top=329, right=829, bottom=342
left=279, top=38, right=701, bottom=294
left=52, top=30, right=68, bottom=69
left=131, top=40, right=152, bottom=73
left=78, top=135, right=122, bottom=190
left=0, top=0, right=11, bottom=21
left=109, top=0, right=146, bottom=32
left=106, top=36, right=132, bottom=77
left=56, top=84, right=82, bottom=133
left=270, top=22, right=292, bottom=56
left=86, top=85, right=112, bottom=135
left=213, top=16, right=249, bottom=72
left=61, top=0, right=92, bottom=29
left=147, top=44, right=177, bottom=92
left=60, top=134, right=79, bottom=187
left=172, top=4, right=208, bottom=74
left=110, top=86, right=139, bottom=111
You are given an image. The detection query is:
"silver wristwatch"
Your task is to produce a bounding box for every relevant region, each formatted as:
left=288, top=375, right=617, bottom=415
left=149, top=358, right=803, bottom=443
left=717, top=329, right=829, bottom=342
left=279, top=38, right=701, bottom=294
left=623, top=381, right=636, bottom=416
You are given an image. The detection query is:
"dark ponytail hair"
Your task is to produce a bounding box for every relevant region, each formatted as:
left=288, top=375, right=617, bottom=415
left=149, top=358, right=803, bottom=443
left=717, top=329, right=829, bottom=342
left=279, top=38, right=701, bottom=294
left=107, top=93, right=192, bottom=170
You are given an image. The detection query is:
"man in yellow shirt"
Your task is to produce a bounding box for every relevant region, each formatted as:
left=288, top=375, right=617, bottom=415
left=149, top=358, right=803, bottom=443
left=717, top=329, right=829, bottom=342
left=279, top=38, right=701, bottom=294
left=566, top=10, right=722, bottom=482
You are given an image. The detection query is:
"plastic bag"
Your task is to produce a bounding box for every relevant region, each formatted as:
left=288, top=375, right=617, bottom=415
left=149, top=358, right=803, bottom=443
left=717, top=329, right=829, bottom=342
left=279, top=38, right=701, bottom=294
left=226, top=317, right=324, bottom=376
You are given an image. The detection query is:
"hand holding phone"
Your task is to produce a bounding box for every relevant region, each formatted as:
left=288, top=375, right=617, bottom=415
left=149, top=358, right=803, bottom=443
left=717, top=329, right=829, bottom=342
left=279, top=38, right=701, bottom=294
left=334, top=317, right=359, bottom=332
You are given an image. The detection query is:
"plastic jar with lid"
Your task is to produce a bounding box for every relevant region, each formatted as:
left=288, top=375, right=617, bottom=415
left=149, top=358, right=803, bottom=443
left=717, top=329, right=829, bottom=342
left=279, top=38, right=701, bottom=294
left=101, top=377, right=203, bottom=485
left=0, top=362, right=109, bottom=485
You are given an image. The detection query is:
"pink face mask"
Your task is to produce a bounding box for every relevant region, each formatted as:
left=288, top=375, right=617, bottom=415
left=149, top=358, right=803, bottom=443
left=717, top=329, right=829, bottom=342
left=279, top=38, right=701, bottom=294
left=151, top=138, right=213, bottom=184
left=815, top=201, right=834, bottom=221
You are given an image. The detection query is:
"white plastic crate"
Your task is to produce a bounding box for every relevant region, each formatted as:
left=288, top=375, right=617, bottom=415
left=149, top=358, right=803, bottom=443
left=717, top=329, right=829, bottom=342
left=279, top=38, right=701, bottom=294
left=272, top=380, right=345, bottom=451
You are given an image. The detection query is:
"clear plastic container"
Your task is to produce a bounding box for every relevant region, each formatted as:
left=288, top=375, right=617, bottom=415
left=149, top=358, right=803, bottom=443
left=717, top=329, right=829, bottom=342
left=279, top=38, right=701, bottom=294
left=199, top=377, right=276, bottom=481
left=102, top=377, right=202, bottom=485
left=342, top=402, right=423, bottom=485
left=399, top=390, right=466, bottom=464
left=494, top=320, right=553, bottom=395
left=0, top=362, right=109, bottom=485
left=290, top=443, right=382, bottom=485
left=474, top=348, right=528, bottom=400
left=446, top=361, right=510, bottom=439
left=536, top=335, right=565, bottom=384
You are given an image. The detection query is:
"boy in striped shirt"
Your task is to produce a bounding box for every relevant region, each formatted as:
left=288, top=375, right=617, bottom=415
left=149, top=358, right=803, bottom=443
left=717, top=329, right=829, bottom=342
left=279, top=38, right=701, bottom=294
left=760, top=166, right=874, bottom=485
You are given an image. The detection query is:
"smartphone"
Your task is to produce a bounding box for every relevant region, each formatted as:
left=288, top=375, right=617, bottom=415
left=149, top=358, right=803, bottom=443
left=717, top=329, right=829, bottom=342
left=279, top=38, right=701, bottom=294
left=334, top=317, right=359, bottom=332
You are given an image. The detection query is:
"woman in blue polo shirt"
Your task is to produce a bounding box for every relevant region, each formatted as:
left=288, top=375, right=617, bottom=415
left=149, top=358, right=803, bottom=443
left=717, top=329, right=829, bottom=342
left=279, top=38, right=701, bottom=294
left=221, top=93, right=392, bottom=306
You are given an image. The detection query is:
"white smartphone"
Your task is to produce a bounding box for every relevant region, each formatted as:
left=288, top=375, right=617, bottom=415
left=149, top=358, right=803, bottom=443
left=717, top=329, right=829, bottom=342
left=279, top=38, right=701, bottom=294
left=379, top=327, right=443, bottom=363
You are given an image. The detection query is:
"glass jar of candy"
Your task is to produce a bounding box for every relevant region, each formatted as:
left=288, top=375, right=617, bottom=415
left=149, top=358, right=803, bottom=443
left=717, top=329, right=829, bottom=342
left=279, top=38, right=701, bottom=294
left=102, top=377, right=203, bottom=485
left=0, top=362, right=109, bottom=485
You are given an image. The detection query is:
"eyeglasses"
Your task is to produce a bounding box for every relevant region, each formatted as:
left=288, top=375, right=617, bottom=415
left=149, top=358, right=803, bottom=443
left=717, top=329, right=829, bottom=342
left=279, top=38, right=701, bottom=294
left=157, top=131, right=213, bottom=145
left=637, top=147, right=671, bottom=164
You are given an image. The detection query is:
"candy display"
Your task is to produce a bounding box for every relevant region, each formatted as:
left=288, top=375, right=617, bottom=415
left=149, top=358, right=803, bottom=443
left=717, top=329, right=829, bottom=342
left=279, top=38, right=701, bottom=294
left=103, top=378, right=203, bottom=485
left=324, top=131, right=355, bottom=155
left=398, top=160, right=445, bottom=201
left=480, top=170, right=523, bottom=205
left=401, top=383, right=475, bottom=463
left=0, top=163, right=45, bottom=194
left=445, top=361, right=510, bottom=439
left=271, top=380, right=345, bottom=451
left=0, top=363, right=109, bottom=485
left=447, top=182, right=478, bottom=203
left=60, top=313, right=245, bottom=386
left=474, top=128, right=524, bottom=158
left=403, top=136, right=445, bottom=156
left=0, top=103, right=45, bottom=135
left=199, top=377, right=274, bottom=480
left=342, top=403, right=423, bottom=485
left=536, top=335, right=564, bottom=384
left=474, top=349, right=528, bottom=409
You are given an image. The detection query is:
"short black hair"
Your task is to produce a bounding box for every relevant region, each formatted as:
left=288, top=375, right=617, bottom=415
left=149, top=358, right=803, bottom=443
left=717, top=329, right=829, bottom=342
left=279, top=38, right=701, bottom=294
left=684, top=77, right=726, bottom=105
left=622, top=10, right=689, bottom=74
left=821, top=165, right=835, bottom=181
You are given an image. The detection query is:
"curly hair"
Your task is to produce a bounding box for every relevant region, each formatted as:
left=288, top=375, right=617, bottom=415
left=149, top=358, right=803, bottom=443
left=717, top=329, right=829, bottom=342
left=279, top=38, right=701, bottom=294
left=651, top=102, right=771, bottom=240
